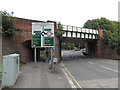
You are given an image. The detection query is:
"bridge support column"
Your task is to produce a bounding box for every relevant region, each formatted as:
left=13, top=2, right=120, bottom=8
left=85, top=43, right=88, bottom=53
left=87, top=29, right=103, bottom=57
left=87, top=41, right=96, bottom=57
left=96, top=29, right=103, bottom=58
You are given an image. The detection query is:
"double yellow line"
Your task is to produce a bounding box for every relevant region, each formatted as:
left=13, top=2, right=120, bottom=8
left=60, top=62, right=83, bottom=89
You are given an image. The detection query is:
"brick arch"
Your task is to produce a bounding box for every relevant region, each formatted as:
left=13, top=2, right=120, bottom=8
left=21, top=40, right=31, bottom=47
left=20, top=40, right=34, bottom=62
left=14, top=18, right=44, bottom=62
left=14, top=30, right=31, bottom=44
left=20, top=38, right=31, bottom=45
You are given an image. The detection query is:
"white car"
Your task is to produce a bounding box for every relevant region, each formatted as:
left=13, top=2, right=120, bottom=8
left=82, top=48, right=88, bottom=56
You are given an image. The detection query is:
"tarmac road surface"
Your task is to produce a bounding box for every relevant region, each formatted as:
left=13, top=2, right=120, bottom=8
left=62, top=50, right=118, bottom=88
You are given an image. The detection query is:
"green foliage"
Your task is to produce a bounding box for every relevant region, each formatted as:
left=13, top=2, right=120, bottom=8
left=40, top=54, right=46, bottom=57
left=20, top=61, right=26, bottom=67
left=83, top=17, right=120, bottom=55
left=103, top=22, right=119, bottom=55
left=56, top=22, right=64, bottom=38
left=83, top=17, right=114, bottom=30
left=67, top=43, right=74, bottom=50
left=62, top=43, right=74, bottom=50
left=1, top=11, right=16, bottom=37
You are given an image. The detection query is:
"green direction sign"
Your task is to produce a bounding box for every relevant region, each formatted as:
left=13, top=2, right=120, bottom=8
left=44, top=28, right=54, bottom=47
left=32, top=31, right=41, bottom=47
left=32, top=22, right=54, bottom=48
left=44, top=29, right=51, bottom=31
left=44, top=37, right=54, bottom=47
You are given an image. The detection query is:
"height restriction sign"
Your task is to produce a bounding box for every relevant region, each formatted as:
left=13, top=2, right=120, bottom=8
left=32, top=22, right=55, bottom=48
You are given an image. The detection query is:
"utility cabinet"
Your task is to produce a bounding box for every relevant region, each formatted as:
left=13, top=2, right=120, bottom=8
left=2, top=54, right=20, bottom=87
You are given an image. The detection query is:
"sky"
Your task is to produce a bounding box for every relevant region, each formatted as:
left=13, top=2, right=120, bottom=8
left=0, top=0, right=119, bottom=27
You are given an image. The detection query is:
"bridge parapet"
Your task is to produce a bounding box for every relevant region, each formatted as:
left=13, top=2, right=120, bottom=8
left=62, top=25, right=98, bottom=39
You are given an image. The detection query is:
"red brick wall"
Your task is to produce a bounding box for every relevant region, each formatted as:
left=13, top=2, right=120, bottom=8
left=2, top=30, right=32, bottom=62
left=96, top=29, right=119, bottom=59
left=3, top=18, right=59, bottom=62
left=103, top=45, right=119, bottom=59
left=96, top=29, right=103, bottom=57
left=15, top=18, right=44, bottom=31
left=3, top=18, right=44, bottom=62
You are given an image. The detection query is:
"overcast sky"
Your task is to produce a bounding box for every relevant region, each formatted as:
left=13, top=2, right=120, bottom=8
left=0, top=0, right=119, bottom=27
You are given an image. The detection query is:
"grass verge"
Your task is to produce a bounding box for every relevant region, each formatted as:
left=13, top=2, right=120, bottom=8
left=20, top=61, right=26, bottom=67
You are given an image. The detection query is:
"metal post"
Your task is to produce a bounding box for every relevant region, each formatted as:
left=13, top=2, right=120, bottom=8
left=49, top=47, right=53, bottom=69
left=34, top=47, right=37, bottom=68
left=51, top=47, right=53, bottom=68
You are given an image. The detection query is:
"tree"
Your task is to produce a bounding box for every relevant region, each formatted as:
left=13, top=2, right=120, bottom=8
left=83, top=17, right=114, bottom=30
left=83, top=17, right=120, bottom=56
left=56, top=22, right=64, bottom=38
left=1, top=11, right=16, bottom=37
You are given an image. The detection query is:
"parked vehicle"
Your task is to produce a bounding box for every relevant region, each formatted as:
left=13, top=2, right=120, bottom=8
left=82, top=48, right=89, bottom=56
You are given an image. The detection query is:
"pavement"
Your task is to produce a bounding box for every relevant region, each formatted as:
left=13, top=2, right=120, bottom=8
left=13, top=61, right=71, bottom=88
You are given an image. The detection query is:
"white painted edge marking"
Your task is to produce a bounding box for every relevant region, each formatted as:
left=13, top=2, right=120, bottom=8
left=61, top=65, right=77, bottom=89
left=60, top=63, right=82, bottom=89
left=101, top=66, right=120, bottom=73
left=95, top=59, right=118, bottom=64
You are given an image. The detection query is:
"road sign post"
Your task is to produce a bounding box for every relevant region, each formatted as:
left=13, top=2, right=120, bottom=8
left=49, top=47, right=53, bottom=69
left=32, top=22, right=55, bottom=68
left=34, top=47, right=37, bottom=68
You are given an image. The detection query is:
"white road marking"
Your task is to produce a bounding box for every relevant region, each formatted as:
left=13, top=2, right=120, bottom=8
left=101, top=66, right=120, bottom=73
left=60, top=63, right=82, bottom=89
left=96, top=59, right=118, bottom=65
left=61, top=64, right=77, bottom=88
left=88, top=61, right=94, bottom=64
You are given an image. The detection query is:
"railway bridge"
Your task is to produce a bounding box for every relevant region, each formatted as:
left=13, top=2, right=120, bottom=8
left=2, top=18, right=103, bottom=62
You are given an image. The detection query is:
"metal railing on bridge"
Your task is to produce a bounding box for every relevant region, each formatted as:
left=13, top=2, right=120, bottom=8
left=62, top=25, right=98, bottom=39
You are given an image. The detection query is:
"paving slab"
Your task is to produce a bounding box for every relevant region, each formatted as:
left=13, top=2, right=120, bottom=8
left=13, top=62, right=71, bottom=88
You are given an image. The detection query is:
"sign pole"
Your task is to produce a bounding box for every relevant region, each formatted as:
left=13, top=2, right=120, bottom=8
left=50, top=47, right=53, bottom=69
left=32, top=22, right=55, bottom=68
left=34, top=47, right=37, bottom=68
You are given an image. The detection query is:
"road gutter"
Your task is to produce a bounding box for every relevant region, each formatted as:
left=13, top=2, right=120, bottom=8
left=59, top=62, right=83, bottom=89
